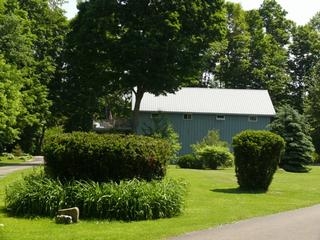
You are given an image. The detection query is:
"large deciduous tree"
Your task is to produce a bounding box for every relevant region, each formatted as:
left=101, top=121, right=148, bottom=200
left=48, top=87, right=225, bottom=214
left=309, top=11, right=320, bottom=32
left=216, top=2, right=251, bottom=89
left=16, top=0, right=68, bottom=153
left=213, top=1, right=291, bottom=108
left=0, top=57, right=24, bottom=152
left=62, top=0, right=226, bottom=131
left=305, top=62, right=320, bottom=154
left=288, top=25, right=320, bottom=113
left=0, top=0, right=68, bottom=153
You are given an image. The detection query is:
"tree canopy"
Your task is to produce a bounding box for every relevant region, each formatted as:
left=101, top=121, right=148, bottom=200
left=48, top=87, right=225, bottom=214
left=61, top=0, right=226, bottom=131
left=2, top=0, right=320, bottom=160
left=0, top=0, right=68, bottom=153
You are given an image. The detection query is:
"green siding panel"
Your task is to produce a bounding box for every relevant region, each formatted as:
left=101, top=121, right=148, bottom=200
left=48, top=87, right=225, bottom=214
left=138, top=112, right=271, bottom=155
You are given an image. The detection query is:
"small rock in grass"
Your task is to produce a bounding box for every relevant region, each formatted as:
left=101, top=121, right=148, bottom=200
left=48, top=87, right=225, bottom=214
left=55, top=215, right=72, bottom=224
left=57, top=207, right=79, bottom=223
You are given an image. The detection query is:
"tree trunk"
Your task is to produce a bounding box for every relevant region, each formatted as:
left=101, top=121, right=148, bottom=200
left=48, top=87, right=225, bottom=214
left=132, top=88, right=144, bottom=132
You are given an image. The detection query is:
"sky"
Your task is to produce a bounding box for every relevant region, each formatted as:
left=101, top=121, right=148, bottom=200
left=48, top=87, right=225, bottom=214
left=63, top=0, right=320, bottom=26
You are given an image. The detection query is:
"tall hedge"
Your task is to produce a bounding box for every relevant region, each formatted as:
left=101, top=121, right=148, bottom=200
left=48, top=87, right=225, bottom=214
left=43, top=132, right=172, bottom=182
left=232, top=130, right=285, bottom=191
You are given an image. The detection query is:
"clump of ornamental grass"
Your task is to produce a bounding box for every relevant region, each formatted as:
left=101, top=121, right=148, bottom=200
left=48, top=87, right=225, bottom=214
left=5, top=171, right=187, bottom=221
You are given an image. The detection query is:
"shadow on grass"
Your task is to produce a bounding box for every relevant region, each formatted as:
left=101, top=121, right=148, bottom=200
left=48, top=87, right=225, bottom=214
left=211, top=188, right=267, bottom=194
left=0, top=162, right=42, bottom=167
left=0, top=206, right=7, bottom=215
left=0, top=163, right=22, bottom=167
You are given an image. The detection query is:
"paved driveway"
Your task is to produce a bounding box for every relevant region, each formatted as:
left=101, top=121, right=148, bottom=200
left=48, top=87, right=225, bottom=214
left=168, top=204, right=320, bottom=240
left=0, top=156, right=43, bottom=178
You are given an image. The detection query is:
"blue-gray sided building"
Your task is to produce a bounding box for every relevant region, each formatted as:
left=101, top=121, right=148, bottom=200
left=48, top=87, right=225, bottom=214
left=133, top=88, right=276, bottom=155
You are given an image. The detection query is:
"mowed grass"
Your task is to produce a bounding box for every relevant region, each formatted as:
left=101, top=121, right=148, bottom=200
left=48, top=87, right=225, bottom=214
left=0, top=156, right=32, bottom=166
left=1, top=166, right=320, bottom=240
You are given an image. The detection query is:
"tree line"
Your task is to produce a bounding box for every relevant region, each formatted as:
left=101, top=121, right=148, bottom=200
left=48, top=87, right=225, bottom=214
left=1, top=0, right=320, bottom=155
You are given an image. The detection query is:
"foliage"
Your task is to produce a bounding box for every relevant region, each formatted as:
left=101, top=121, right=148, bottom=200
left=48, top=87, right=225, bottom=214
left=142, top=117, right=181, bottom=163
left=0, top=0, right=68, bottom=154
left=0, top=57, right=23, bottom=152
left=212, top=1, right=291, bottom=108
left=43, top=132, right=172, bottom=182
left=177, top=147, right=233, bottom=170
left=311, top=127, right=320, bottom=155
left=176, top=154, right=202, bottom=169
left=258, top=0, right=292, bottom=46
left=62, top=0, right=226, bottom=131
left=232, top=130, right=285, bottom=191
left=191, top=130, right=228, bottom=151
left=0, top=152, right=32, bottom=163
left=269, top=105, right=315, bottom=172
left=5, top=171, right=187, bottom=221
left=214, top=2, right=251, bottom=89
left=288, top=25, right=320, bottom=112
left=179, top=130, right=233, bottom=170
left=5, top=171, right=64, bottom=217
left=309, top=11, right=320, bottom=32
left=4, top=167, right=320, bottom=239
left=196, top=145, right=234, bottom=170
left=305, top=62, right=320, bottom=154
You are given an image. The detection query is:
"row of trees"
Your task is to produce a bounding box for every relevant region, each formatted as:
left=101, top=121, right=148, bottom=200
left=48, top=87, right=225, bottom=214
left=1, top=0, right=320, bottom=156
left=0, top=0, right=68, bottom=153
left=57, top=0, right=320, bottom=131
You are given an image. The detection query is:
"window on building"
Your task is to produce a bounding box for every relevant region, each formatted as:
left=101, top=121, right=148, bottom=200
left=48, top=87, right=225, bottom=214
left=248, top=116, right=258, bottom=122
left=216, top=115, right=225, bottom=121
left=183, top=114, right=192, bottom=120
left=151, top=113, right=160, bottom=119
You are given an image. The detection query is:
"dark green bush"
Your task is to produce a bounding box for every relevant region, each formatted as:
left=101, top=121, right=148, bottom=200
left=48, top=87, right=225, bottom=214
left=5, top=171, right=187, bottom=221
left=43, top=132, right=172, bottom=182
left=176, top=154, right=202, bottom=169
left=177, top=147, right=233, bottom=170
left=196, top=146, right=233, bottom=170
left=232, top=130, right=285, bottom=191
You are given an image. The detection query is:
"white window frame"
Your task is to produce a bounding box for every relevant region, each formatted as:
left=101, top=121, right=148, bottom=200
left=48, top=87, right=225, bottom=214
left=248, top=116, right=258, bottom=122
left=183, top=114, right=192, bottom=120
left=151, top=113, right=160, bottom=119
left=216, top=115, right=225, bottom=121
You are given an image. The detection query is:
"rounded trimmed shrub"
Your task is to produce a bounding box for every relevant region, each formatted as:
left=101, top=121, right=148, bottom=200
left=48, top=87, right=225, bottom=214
left=176, top=154, right=202, bottom=169
left=43, top=132, right=172, bottom=182
left=196, top=146, right=233, bottom=170
left=232, top=130, right=285, bottom=191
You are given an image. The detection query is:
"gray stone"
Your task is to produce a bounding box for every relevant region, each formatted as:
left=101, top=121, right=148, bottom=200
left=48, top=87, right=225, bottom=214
left=55, top=215, right=72, bottom=224
left=57, top=207, right=79, bottom=223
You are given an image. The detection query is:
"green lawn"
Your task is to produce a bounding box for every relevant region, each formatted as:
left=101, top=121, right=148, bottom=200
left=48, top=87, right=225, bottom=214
left=1, top=166, right=320, bottom=240
left=0, top=156, right=32, bottom=166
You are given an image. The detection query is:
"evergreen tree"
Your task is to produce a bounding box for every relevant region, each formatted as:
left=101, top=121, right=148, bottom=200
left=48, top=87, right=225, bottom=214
left=269, top=105, right=314, bottom=172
